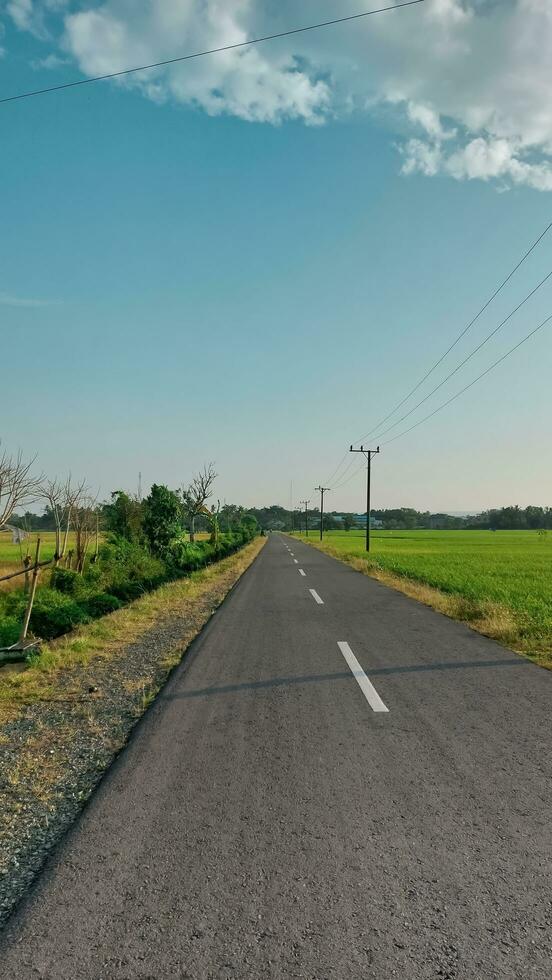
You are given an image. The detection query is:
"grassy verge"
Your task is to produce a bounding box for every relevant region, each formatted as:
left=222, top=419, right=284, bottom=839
left=0, top=536, right=265, bottom=721
left=292, top=534, right=551, bottom=670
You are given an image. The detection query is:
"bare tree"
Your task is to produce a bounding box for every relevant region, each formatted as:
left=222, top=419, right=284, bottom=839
left=41, top=475, right=87, bottom=564
left=0, top=446, right=42, bottom=531
left=61, top=477, right=87, bottom=562
left=72, top=490, right=98, bottom=574
left=181, top=463, right=218, bottom=542
left=42, top=477, right=65, bottom=561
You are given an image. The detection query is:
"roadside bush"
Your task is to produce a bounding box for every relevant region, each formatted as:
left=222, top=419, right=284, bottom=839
left=92, top=537, right=167, bottom=598
left=50, top=567, right=85, bottom=596
left=0, top=615, right=20, bottom=648
left=32, top=589, right=91, bottom=639
left=81, top=593, right=123, bottom=618
left=167, top=530, right=253, bottom=575
left=0, top=522, right=257, bottom=647
left=168, top=540, right=207, bottom=572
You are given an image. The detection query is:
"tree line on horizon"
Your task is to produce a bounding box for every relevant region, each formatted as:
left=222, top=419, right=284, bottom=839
left=10, top=501, right=552, bottom=535
left=2, top=443, right=550, bottom=536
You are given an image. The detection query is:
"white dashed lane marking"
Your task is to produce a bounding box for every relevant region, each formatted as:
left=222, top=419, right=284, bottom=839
left=337, top=641, right=389, bottom=713
left=309, top=589, right=324, bottom=605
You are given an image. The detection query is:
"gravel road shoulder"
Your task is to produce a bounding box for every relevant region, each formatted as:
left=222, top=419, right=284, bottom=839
left=0, top=537, right=265, bottom=928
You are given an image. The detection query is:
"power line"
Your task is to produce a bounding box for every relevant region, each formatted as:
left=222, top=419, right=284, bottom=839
left=354, top=219, right=552, bottom=444
left=325, top=454, right=356, bottom=487
left=334, top=309, right=552, bottom=466
left=0, top=1, right=426, bottom=106
left=383, top=311, right=552, bottom=446
left=325, top=451, right=351, bottom=486
left=332, top=460, right=367, bottom=490
left=366, top=265, right=552, bottom=441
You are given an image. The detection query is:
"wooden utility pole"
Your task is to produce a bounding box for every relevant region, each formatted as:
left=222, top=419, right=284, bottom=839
left=299, top=500, right=310, bottom=537
left=314, top=486, right=331, bottom=540
left=348, top=446, right=380, bottom=552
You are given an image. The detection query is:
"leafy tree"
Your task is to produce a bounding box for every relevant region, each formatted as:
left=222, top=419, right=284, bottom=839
left=143, top=484, right=181, bottom=555
left=103, top=491, right=144, bottom=543
left=342, top=514, right=356, bottom=531
left=241, top=514, right=258, bottom=537
left=219, top=503, right=245, bottom=531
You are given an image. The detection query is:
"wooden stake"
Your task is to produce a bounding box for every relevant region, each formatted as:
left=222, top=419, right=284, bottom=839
left=18, top=537, right=41, bottom=645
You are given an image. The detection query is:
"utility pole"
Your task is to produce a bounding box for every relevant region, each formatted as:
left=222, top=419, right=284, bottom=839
left=299, top=500, right=310, bottom=537
left=349, top=445, right=380, bottom=552
left=289, top=480, right=293, bottom=533
left=314, top=486, right=330, bottom=541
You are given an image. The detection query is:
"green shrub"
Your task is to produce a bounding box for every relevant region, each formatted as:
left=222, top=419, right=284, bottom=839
left=28, top=588, right=90, bottom=640
left=93, top=537, right=167, bottom=596
left=82, top=593, right=123, bottom=617
left=2, top=591, right=28, bottom=620
left=169, top=540, right=208, bottom=572
left=1, top=588, right=90, bottom=641
left=50, top=567, right=82, bottom=595
left=0, top=526, right=252, bottom=647
left=0, top=616, right=20, bottom=647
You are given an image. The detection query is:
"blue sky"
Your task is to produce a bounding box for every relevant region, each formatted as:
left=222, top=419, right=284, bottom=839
left=2, top=1, right=552, bottom=512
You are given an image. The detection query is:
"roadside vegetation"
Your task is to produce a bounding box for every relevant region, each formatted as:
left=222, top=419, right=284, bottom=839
left=0, top=536, right=265, bottom=721
left=294, top=529, right=552, bottom=668
left=0, top=445, right=266, bottom=923
left=0, top=449, right=260, bottom=654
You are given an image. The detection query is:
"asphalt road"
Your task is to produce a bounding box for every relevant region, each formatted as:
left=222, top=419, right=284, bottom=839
left=1, top=534, right=551, bottom=979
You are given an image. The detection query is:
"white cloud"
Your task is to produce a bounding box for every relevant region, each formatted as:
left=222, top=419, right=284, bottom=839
left=6, top=0, right=552, bottom=190
left=446, top=137, right=552, bottom=190
left=405, top=101, right=456, bottom=141
left=31, top=51, right=68, bottom=69
left=63, top=1, right=330, bottom=125
left=0, top=291, right=60, bottom=308
left=401, top=135, right=552, bottom=191
left=7, top=0, right=68, bottom=39
left=400, top=138, right=443, bottom=177
left=7, top=0, right=35, bottom=33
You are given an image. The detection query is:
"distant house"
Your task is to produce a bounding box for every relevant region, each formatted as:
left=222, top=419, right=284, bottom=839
left=355, top=514, right=383, bottom=529
left=4, top=524, right=28, bottom=544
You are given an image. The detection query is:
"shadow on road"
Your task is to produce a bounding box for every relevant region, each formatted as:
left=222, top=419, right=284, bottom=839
left=162, top=656, right=526, bottom=701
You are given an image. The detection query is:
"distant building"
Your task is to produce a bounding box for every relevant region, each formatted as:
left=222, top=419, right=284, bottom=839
left=355, top=515, right=383, bottom=529
left=4, top=524, right=28, bottom=544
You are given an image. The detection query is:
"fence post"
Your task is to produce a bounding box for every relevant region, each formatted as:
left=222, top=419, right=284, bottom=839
left=23, top=554, right=32, bottom=593
left=18, top=537, right=41, bottom=646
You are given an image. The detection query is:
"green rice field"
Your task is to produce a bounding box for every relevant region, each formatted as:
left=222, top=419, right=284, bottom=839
left=0, top=531, right=87, bottom=591
left=0, top=530, right=67, bottom=564
left=293, top=529, right=552, bottom=660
